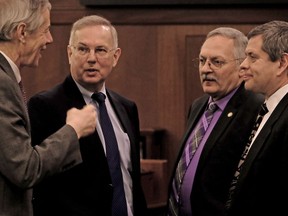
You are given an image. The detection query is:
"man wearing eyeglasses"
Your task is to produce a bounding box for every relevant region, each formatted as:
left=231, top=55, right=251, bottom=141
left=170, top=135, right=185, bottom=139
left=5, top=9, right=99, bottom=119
left=27, top=15, right=147, bottom=216
left=167, top=27, right=264, bottom=216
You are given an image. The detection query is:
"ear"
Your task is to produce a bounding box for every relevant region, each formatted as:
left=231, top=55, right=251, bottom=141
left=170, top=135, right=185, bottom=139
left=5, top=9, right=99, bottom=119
left=16, top=22, right=27, bottom=43
left=112, top=47, right=121, bottom=67
left=67, top=45, right=73, bottom=64
left=279, top=53, right=288, bottom=71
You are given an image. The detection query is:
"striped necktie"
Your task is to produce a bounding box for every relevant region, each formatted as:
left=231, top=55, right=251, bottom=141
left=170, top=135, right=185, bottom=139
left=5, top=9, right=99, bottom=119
left=168, top=102, right=218, bottom=216
left=225, top=103, right=268, bottom=210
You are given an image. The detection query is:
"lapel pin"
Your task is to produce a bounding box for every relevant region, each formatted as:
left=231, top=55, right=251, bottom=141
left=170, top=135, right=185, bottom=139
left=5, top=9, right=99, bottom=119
left=227, top=112, right=233, bottom=117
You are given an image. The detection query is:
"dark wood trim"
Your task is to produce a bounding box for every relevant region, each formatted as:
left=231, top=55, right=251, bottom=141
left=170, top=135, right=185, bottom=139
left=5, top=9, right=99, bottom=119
left=80, top=0, right=287, bottom=6
left=51, top=7, right=288, bottom=25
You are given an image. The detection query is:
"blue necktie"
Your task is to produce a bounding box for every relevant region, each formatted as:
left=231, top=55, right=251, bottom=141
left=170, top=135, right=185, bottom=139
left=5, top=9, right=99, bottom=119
left=168, top=102, right=218, bottom=215
left=91, top=92, right=128, bottom=216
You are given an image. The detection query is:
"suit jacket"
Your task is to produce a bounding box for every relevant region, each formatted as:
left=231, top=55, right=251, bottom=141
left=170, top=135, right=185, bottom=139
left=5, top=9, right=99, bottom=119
left=227, top=92, right=288, bottom=216
left=28, top=75, right=147, bottom=216
left=167, top=83, right=264, bottom=216
left=0, top=54, right=82, bottom=216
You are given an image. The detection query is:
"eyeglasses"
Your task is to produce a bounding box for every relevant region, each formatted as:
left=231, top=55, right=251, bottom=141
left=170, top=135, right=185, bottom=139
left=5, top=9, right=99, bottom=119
left=193, top=57, right=242, bottom=70
left=70, top=45, right=116, bottom=59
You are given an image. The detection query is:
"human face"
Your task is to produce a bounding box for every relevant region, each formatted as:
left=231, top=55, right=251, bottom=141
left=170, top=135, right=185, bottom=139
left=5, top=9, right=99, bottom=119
left=240, top=35, right=282, bottom=98
left=20, top=8, right=53, bottom=68
left=67, top=25, right=121, bottom=92
left=199, top=35, right=242, bottom=100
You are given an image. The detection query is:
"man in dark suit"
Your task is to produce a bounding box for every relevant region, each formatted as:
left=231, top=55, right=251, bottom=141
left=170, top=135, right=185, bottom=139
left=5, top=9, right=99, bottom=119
left=0, top=1, right=96, bottom=215
left=167, top=27, right=264, bottom=216
left=225, top=20, right=288, bottom=216
left=28, top=15, right=147, bottom=216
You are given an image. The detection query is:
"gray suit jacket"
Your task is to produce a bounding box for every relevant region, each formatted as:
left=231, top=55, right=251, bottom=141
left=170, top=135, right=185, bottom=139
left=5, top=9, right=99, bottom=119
left=0, top=53, right=82, bottom=216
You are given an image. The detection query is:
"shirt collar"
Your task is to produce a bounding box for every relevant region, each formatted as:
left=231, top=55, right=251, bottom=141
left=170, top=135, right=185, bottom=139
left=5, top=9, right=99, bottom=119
left=265, top=83, right=288, bottom=113
left=208, top=86, right=239, bottom=111
left=72, top=78, right=106, bottom=102
left=0, top=51, right=21, bottom=83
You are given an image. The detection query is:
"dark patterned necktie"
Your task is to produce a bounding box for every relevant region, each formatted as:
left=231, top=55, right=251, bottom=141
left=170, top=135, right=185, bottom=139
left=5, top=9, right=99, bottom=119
left=168, top=102, right=218, bottom=216
left=19, top=81, right=27, bottom=108
left=225, top=103, right=268, bottom=210
left=91, top=92, right=128, bottom=216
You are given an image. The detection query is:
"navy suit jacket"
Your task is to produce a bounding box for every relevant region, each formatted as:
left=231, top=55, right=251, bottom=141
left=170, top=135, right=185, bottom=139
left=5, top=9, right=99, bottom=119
left=167, top=83, right=264, bottom=216
left=227, top=92, right=288, bottom=216
left=28, top=75, right=147, bottom=216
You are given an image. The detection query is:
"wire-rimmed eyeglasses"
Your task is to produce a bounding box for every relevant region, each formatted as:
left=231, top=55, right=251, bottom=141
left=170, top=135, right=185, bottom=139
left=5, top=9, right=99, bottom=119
left=192, top=57, right=243, bottom=70
left=70, top=45, right=116, bottom=59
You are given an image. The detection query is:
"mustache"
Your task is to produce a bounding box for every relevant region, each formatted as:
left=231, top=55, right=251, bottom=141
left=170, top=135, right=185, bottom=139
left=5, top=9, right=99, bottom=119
left=202, top=74, right=217, bottom=82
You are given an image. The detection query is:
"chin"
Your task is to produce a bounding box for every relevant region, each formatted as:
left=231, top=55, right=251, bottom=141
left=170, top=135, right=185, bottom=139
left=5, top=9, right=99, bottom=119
left=202, top=86, right=216, bottom=94
left=244, top=81, right=253, bottom=91
left=32, top=62, right=40, bottom=67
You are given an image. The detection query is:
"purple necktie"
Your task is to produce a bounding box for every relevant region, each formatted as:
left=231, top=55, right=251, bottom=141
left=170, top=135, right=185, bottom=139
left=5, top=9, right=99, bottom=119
left=168, top=102, right=218, bottom=216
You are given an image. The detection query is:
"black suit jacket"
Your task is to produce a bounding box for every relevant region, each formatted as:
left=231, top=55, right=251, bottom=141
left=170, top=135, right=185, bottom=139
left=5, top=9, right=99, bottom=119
left=167, top=83, right=264, bottom=216
left=227, top=92, right=288, bottom=216
left=28, top=75, right=147, bottom=216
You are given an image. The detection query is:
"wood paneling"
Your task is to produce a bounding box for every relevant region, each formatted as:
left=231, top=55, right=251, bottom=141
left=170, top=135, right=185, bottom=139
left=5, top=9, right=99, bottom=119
left=80, top=0, right=287, bottom=5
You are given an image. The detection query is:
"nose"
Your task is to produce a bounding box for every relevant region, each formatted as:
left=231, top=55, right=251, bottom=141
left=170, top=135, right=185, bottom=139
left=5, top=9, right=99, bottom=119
left=87, top=50, right=97, bottom=63
left=239, top=58, right=249, bottom=77
left=46, top=31, right=53, bottom=44
left=240, top=57, right=249, bottom=71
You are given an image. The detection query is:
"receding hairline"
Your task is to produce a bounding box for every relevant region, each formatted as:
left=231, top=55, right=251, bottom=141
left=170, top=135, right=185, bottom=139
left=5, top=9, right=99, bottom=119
left=68, top=16, right=118, bottom=47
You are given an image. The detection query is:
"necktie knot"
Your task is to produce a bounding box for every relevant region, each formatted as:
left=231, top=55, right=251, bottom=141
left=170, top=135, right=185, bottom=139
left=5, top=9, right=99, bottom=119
left=91, top=92, right=106, bottom=103
left=259, top=103, right=268, bottom=116
left=207, top=102, right=218, bottom=113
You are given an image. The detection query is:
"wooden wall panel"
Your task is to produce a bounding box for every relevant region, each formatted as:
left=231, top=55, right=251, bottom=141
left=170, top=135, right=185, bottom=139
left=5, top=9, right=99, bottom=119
left=22, top=25, right=71, bottom=96
left=106, top=26, right=159, bottom=128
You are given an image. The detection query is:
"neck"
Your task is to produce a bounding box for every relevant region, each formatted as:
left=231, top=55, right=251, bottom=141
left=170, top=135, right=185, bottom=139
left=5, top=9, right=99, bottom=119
left=0, top=42, right=20, bottom=68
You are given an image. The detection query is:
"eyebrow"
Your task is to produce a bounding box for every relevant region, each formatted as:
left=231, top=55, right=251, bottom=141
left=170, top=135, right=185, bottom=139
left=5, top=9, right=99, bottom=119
left=200, top=55, right=225, bottom=59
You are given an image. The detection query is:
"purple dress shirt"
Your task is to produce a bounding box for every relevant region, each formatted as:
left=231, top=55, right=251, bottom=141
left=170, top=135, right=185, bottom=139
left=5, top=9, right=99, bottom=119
left=179, top=88, right=238, bottom=215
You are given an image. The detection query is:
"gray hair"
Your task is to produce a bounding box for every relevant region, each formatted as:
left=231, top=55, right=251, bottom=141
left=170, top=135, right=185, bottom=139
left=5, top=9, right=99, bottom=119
left=206, top=27, right=248, bottom=65
left=69, top=15, right=118, bottom=48
left=0, top=0, right=51, bottom=41
left=247, top=20, right=288, bottom=62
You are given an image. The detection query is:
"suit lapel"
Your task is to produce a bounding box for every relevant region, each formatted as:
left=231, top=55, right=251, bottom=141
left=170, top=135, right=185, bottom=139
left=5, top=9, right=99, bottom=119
left=200, top=105, right=238, bottom=161
left=63, top=75, right=87, bottom=109
left=63, top=75, right=108, bottom=161
left=236, top=93, right=288, bottom=189
left=199, top=86, right=246, bottom=163
left=107, top=90, right=132, bottom=136
left=106, top=90, right=138, bottom=169
left=0, top=53, right=16, bottom=81
left=183, top=96, right=208, bottom=146
left=0, top=53, right=29, bottom=124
